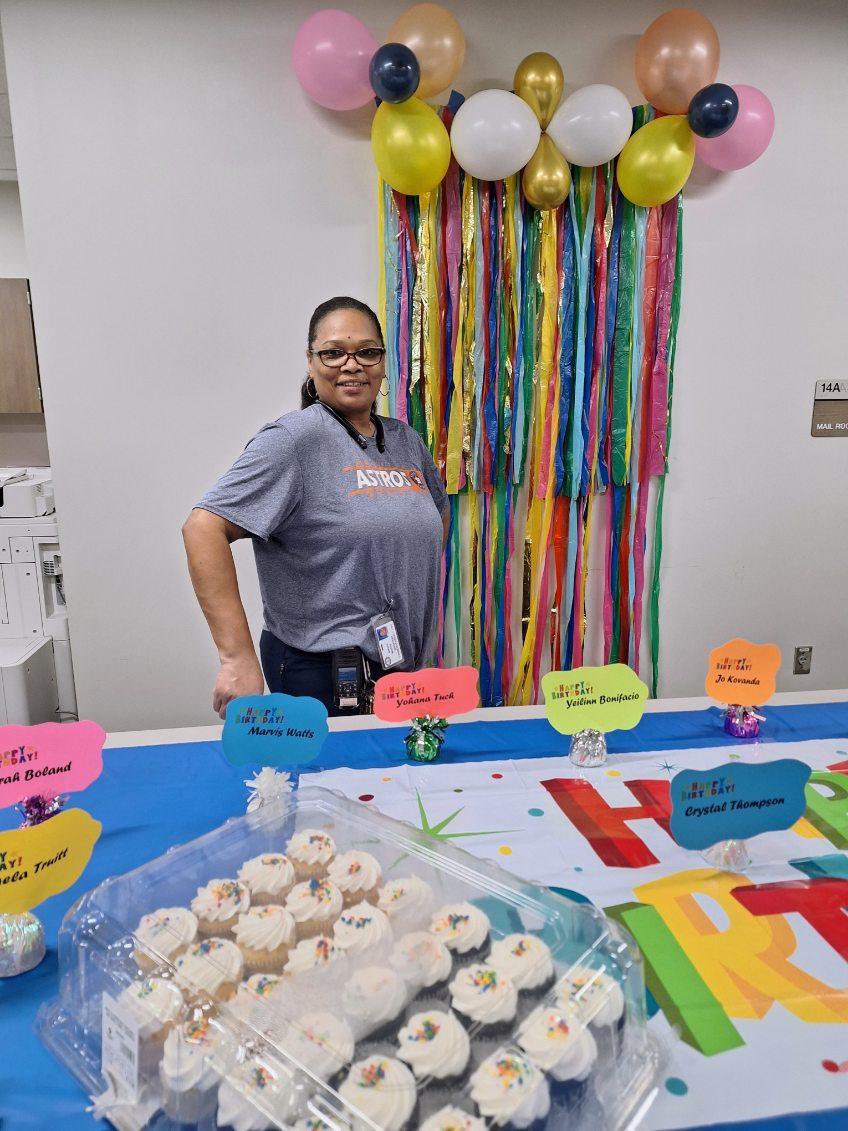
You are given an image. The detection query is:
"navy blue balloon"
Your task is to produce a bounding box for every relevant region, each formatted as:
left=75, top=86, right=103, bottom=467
left=369, top=43, right=420, bottom=104
left=687, top=83, right=739, bottom=139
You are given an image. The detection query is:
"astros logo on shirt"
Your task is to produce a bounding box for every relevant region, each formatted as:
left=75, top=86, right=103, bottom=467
left=344, top=463, right=427, bottom=496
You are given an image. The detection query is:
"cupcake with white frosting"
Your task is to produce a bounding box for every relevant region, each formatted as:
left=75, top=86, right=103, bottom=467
left=291, top=1119, right=353, bottom=1131
left=489, top=934, right=555, bottom=1018
left=282, top=1010, right=355, bottom=1084
left=396, top=1008, right=470, bottom=1090
left=216, top=1057, right=301, bottom=1131
left=284, top=935, right=343, bottom=977
left=419, top=1105, right=486, bottom=1131
left=342, top=966, right=408, bottom=1043
left=517, top=1005, right=597, bottom=1082
left=554, top=964, right=625, bottom=1029
left=237, top=853, right=295, bottom=907
left=469, top=1050, right=551, bottom=1128
left=449, top=964, right=517, bottom=1035
left=327, top=850, right=382, bottom=907
left=159, top=1014, right=228, bottom=1124
left=191, top=879, right=251, bottom=937
left=116, top=975, right=185, bottom=1070
left=286, top=829, right=336, bottom=881
left=174, top=937, right=244, bottom=1001
left=333, top=902, right=392, bottom=958
left=229, top=973, right=283, bottom=1026
left=285, top=878, right=343, bottom=939
left=338, top=1056, right=417, bottom=1131
left=233, top=904, right=296, bottom=974
left=390, top=931, right=453, bottom=1002
left=429, top=903, right=490, bottom=967
left=378, top=875, right=435, bottom=933
left=133, top=906, right=198, bottom=971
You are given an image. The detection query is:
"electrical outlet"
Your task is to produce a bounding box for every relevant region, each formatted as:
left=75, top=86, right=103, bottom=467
left=794, top=646, right=813, bottom=676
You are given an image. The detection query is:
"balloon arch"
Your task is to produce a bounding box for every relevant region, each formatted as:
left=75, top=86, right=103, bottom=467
left=292, top=5, right=774, bottom=704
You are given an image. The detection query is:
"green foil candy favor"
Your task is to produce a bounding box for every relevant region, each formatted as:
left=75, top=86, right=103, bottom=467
left=405, top=715, right=449, bottom=762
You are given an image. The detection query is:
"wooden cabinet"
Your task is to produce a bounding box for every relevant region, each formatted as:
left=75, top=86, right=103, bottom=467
left=0, top=278, right=42, bottom=413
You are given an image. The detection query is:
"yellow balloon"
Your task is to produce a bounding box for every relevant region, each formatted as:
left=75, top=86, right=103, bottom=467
left=514, top=52, right=564, bottom=129
left=522, top=133, right=571, bottom=210
left=616, top=115, right=695, bottom=207
left=371, top=98, right=451, bottom=196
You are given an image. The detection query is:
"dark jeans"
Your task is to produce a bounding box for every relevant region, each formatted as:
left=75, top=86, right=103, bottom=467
left=259, top=630, right=387, bottom=717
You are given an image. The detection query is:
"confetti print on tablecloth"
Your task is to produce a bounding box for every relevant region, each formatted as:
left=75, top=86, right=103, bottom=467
left=665, top=1078, right=689, bottom=1096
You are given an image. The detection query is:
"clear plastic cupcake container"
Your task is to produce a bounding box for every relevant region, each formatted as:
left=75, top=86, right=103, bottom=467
left=37, top=785, right=662, bottom=1129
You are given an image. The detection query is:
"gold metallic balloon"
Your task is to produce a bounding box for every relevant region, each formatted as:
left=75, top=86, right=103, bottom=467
left=616, top=115, right=695, bottom=208
left=522, top=133, right=571, bottom=210
left=514, top=52, right=564, bottom=129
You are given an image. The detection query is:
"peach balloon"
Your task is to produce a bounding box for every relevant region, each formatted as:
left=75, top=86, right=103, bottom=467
left=635, top=8, right=720, bottom=115
left=388, top=3, right=465, bottom=100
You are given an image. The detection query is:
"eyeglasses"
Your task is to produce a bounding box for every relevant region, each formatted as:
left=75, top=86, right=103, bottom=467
left=311, top=347, right=386, bottom=368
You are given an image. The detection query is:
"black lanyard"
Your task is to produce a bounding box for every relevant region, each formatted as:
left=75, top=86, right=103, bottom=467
left=318, top=401, right=386, bottom=453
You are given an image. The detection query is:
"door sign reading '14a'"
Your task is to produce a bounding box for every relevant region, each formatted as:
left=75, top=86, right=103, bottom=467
left=542, top=664, right=648, bottom=735
left=704, top=639, right=781, bottom=707
left=222, top=694, right=329, bottom=767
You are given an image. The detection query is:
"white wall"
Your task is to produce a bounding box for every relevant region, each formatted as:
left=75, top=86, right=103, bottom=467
left=1, top=0, right=845, bottom=730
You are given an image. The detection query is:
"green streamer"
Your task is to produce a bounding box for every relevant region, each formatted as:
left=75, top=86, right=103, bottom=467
left=611, top=199, right=636, bottom=486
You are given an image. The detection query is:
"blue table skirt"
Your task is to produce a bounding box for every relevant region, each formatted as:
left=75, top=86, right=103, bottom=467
left=2, top=700, right=847, bottom=1129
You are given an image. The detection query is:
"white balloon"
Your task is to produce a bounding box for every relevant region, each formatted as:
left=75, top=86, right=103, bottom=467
left=547, top=84, right=633, bottom=167
left=450, top=89, right=541, bottom=181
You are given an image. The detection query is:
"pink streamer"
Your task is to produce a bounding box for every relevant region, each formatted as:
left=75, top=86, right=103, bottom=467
left=647, top=200, right=678, bottom=475
left=397, top=224, right=410, bottom=423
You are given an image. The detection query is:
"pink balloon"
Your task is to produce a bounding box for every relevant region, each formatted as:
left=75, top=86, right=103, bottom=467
left=292, top=9, right=378, bottom=111
left=695, top=84, right=774, bottom=171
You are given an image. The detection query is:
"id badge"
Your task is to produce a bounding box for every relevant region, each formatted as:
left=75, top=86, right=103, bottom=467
left=370, top=613, right=405, bottom=670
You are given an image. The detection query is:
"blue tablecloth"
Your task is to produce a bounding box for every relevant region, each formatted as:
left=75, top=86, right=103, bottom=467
left=2, top=700, right=847, bottom=1130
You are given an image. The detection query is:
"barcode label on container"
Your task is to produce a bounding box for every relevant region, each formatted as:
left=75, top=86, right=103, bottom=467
left=101, top=992, right=140, bottom=1102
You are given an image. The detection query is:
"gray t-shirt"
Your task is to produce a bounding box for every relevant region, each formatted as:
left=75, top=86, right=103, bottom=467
left=197, top=404, right=448, bottom=668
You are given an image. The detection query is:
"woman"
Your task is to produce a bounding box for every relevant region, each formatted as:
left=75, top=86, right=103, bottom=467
left=183, top=296, right=449, bottom=718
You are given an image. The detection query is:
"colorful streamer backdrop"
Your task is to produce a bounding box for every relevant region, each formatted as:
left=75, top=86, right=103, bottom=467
left=377, top=106, right=683, bottom=706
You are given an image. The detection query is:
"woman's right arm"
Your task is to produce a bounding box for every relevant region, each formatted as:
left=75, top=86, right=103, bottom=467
left=182, top=508, right=265, bottom=718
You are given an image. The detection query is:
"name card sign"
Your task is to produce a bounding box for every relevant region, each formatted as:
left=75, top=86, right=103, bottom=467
left=373, top=666, right=479, bottom=723
left=0, top=808, right=102, bottom=915
left=669, top=760, right=811, bottom=851
left=222, top=694, right=329, bottom=767
left=0, top=721, right=106, bottom=809
left=542, top=664, right=648, bottom=735
left=705, top=639, right=781, bottom=707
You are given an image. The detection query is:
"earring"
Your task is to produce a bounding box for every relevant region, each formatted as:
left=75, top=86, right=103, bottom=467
left=306, top=376, right=318, bottom=400
left=380, top=377, right=389, bottom=397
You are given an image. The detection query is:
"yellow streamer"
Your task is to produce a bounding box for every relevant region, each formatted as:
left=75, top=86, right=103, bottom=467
left=377, top=179, right=389, bottom=416
left=423, top=188, right=442, bottom=449
left=510, top=208, right=561, bottom=703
